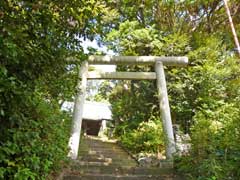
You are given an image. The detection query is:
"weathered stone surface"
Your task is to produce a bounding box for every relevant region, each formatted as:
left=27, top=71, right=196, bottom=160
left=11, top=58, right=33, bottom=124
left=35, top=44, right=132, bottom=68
left=61, top=136, right=184, bottom=180
left=63, top=174, right=178, bottom=180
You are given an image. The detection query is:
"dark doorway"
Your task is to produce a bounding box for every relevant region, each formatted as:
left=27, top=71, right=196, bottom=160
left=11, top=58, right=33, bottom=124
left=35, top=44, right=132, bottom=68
left=82, top=119, right=102, bottom=136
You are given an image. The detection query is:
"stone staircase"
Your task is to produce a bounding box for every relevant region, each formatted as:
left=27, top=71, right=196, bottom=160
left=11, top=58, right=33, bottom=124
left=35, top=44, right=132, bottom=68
left=61, top=136, right=183, bottom=180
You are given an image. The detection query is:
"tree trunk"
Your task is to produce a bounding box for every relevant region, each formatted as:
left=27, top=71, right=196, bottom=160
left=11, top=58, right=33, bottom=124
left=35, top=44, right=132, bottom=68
left=223, top=0, right=240, bottom=57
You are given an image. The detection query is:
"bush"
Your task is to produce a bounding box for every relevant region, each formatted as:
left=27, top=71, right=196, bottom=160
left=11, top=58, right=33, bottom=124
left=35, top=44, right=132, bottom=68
left=173, top=36, right=240, bottom=179
left=118, top=117, right=165, bottom=154
left=0, top=95, right=71, bottom=179
left=176, top=103, right=240, bottom=179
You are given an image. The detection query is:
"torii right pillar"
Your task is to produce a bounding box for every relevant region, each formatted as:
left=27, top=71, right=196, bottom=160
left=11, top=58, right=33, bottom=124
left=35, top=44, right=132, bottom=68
left=155, top=61, right=176, bottom=160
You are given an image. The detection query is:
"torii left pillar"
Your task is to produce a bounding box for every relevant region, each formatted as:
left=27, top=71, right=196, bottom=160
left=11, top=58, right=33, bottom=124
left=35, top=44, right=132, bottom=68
left=68, top=61, right=88, bottom=159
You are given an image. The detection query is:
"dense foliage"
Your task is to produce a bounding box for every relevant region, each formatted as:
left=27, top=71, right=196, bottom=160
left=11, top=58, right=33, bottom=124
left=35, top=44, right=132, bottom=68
left=0, top=0, right=114, bottom=179
left=175, top=37, right=240, bottom=179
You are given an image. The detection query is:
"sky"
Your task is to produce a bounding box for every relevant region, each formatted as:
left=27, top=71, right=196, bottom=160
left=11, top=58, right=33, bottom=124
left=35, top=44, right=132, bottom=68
left=62, top=39, right=116, bottom=110
left=81, top=38, right=116, bottom=72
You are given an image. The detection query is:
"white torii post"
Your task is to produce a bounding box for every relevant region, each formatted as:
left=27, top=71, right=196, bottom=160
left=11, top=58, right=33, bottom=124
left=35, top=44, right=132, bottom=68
left=68, top=61, right=88, bottom=160
left=68, top=56, right=188, bottom=160
left=155, top=61, right=175, bottom=159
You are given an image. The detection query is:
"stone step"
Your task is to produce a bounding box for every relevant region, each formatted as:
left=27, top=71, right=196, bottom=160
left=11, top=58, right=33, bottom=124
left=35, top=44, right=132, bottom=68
left=72, top=161, right=136, bottom=170
left=82, top=147, right=124, bottom=153
left=60, top=136, right=182, bottom=180
left=84, top=147, right=124, bottom=151
left=81, top=140, right=123, bottom=150
left=70, top=164, right=173, bottom=176
left=63, top=174, right=180, bottom=180
left=83, top=146, right=122, bottom=150
left=70, top=165, right=135, bottom=175
left=78, top=152, right=130, bottom=158
left=79, top=154, right=136, bottom=162
left=78, top=154, right=134, bottom=162
left=71, top=160, right=137, bottom=167
left=84, top=142, right=118, bottom=147
left=79, top=152, right=134, bottom=158
left=78, top=158, right=137, bottom=166
left=79, top=147, right=128, bottom=154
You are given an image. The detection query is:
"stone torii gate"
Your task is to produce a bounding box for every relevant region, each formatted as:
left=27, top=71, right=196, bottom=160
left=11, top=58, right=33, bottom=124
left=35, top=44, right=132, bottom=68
left=68, top=55, right=188, bottom=160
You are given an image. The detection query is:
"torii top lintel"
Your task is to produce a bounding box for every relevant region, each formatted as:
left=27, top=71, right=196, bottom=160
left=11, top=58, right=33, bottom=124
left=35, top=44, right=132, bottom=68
left=88, top=55, right=188, bottom=66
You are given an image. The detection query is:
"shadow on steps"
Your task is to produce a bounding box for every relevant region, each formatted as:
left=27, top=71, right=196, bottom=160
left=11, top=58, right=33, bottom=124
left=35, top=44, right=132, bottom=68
left=61, top=136, right=184, bottom=180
